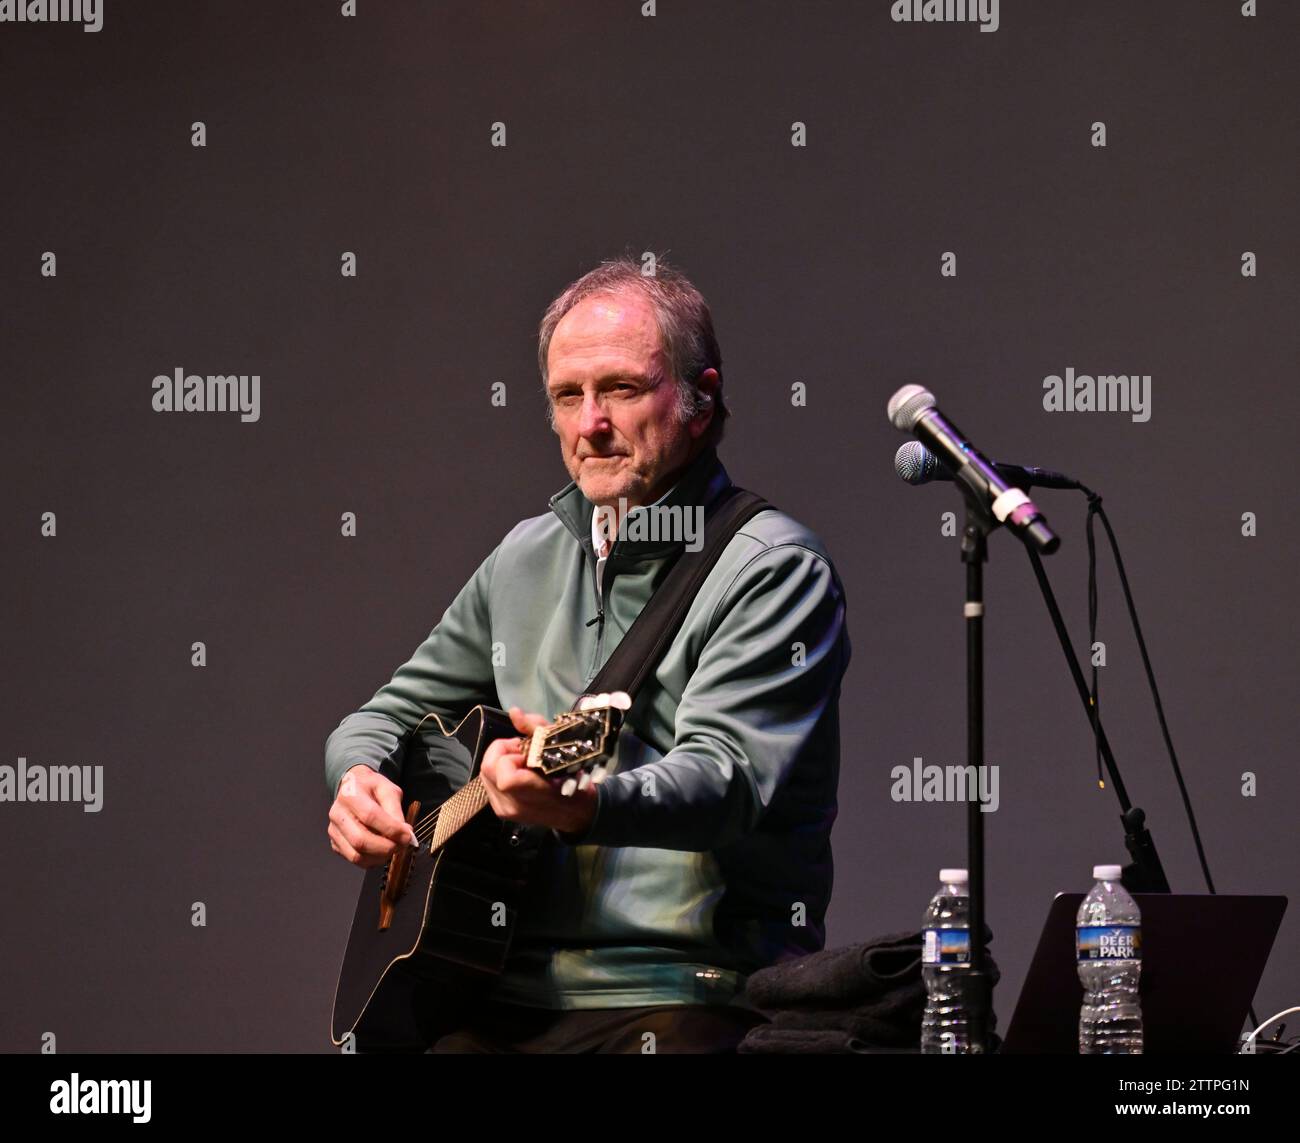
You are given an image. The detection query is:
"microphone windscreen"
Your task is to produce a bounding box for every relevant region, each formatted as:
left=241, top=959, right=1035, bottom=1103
left=894, top=441, right=942, bottom=485
left=887, top=384, right=936, bottom=431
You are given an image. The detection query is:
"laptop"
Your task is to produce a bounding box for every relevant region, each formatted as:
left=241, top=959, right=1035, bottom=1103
left=1001, top=893, right=1287, bottom=1054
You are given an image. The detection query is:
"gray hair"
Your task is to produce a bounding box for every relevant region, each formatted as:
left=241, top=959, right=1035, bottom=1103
left=537, top=253, right=729, bottom=447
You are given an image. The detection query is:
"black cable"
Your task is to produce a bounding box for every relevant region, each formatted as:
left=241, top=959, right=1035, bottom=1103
left=1081, top=489, right=1217, bottom=896
left=1086, top=499, right=1102, bottom=788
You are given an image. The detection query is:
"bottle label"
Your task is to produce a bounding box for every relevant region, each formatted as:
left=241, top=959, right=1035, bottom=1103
left=923, top=927, right=970, bottom=965
left=1077, top=924, right=1141, bottom=961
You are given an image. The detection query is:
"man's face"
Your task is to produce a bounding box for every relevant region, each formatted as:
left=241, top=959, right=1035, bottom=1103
left=545, top=290, right=704, bottom=510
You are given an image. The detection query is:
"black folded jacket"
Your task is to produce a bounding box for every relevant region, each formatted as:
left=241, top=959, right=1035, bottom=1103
left=745, top=925, right=996, bottom=1010
left=768, top=979, right=928, bottom=1044
left=739, top=932, right=1002, bottom=1053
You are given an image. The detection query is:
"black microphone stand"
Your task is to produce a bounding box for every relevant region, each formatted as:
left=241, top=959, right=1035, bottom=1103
left=928, top=457, right=1170, bottom=1054
left=956, top=489, right=997, bottom=1054
left=947, top=466, right=1062, bottom=1053
left=911, top=445, right=1172, bottom=896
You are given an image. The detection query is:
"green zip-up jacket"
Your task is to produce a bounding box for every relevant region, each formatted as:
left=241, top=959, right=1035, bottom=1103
left=324, top=446, right=850, bottom=1009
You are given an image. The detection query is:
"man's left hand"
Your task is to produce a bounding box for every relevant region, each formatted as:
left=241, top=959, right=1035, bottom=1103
left=479, top=706, right=599, bottom=836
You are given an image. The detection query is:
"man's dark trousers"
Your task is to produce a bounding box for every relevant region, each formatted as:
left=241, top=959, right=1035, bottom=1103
left=425, top=999, right=768, bottom=1053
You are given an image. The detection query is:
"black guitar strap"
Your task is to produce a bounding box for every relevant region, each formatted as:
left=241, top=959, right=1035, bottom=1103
left=577, top=485, right=773, bottom=706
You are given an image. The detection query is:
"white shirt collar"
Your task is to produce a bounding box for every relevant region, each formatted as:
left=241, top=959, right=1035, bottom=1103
left=591, top=506, right=612, bottom=559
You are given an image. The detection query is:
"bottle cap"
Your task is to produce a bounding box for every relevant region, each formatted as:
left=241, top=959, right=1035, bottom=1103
left=1093, top=864, right=1123, bottom=881
left=939, top=868, right=968, bottom=883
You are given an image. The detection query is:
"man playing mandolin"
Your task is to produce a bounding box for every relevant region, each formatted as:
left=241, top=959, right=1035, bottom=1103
left=325, top=254, right=851, bottom=1053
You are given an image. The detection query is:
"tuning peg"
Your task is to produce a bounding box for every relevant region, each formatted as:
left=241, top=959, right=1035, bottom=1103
left=590, top=764, right=608, bottom=785
left=576, top=690, right=631, bottom=712
left=560, top=777, right=578, bottom=797
left=577, top=771, right=592, bottom=791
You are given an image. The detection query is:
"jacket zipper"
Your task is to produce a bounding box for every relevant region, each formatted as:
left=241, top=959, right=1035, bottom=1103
left=586, top=550, right=614, bottom=680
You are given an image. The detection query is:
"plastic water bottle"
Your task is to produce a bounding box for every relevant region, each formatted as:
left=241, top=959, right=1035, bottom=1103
left=921, top=868, right=977, bottom=1053
left=1076, top=864, right=1143, bottom=1054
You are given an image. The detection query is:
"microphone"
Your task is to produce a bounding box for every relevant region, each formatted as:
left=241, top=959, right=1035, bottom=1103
left=888, top=384, right=1060, bottom=554
left=895, top=441, right=1080, bottom=491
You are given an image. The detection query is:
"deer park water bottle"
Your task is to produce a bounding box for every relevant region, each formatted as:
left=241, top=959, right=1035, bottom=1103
left=1076, top=864, right=1143, bottom=1054
left=921, top=868, right=975, bottom=1054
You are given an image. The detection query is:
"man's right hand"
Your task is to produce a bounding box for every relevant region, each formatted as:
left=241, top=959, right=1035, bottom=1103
left=328, top=764, right=420, bottom=869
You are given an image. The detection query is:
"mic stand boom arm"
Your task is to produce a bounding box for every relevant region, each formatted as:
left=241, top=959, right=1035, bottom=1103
left=1021, top=543, right=1170, bottom=894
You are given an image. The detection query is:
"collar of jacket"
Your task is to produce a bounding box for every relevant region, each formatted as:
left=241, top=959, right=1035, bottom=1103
left=547, top=445, right=733, bottom=563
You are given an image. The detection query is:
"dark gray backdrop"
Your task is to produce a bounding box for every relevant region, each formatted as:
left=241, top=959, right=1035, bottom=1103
left=2, top=0, right=1295, bottom=1051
